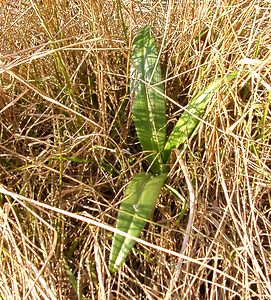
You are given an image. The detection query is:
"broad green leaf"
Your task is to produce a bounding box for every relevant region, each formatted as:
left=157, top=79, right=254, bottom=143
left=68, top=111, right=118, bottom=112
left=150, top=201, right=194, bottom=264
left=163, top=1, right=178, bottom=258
left=131, top=25, right=166, bottom=174
left=163, top=72, right=238, bottom=162
left=109, top=172, right=167, bottom=272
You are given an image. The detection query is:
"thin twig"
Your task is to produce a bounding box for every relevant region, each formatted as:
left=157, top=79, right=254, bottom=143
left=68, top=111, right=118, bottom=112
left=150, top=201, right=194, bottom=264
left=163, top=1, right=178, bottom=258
left=165, top=150, right=195, bottom=300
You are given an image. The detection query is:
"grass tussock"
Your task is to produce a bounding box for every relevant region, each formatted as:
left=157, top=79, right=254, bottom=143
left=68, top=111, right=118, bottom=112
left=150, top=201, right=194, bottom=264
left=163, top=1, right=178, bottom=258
left=0, top=0, right=271, bottom=299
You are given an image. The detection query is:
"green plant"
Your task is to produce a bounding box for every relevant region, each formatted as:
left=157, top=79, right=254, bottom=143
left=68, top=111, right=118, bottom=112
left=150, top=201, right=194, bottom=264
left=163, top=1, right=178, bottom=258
left=108, top=25, right=237, bottom=272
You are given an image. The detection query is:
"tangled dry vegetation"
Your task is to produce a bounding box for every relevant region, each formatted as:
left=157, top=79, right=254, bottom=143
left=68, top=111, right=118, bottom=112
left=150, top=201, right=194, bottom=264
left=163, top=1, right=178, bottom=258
left=0, top=0, right=271, bottom=299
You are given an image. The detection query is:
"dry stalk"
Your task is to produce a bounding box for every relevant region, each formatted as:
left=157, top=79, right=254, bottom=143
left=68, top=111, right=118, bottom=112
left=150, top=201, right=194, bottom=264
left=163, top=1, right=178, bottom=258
left=165, top=149, right=196, bottom=300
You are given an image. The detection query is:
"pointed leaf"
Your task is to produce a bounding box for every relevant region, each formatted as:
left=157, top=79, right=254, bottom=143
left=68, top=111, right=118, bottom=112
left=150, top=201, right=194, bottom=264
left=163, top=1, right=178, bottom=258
left=131, top=25, right=166, bottom=173
left=109, top=173, right=167, bottom=272
left=164, top=72, right=237, bottom=162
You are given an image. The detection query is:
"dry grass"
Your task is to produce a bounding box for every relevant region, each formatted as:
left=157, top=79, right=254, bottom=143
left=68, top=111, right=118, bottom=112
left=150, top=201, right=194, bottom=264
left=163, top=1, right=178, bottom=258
left=0, top=0, right=271, bottom=299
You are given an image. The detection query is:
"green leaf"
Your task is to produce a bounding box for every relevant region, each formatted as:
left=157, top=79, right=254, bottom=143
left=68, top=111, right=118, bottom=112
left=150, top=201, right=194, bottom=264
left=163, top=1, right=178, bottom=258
left=131, top=25, right=166, bottom=174
left=109, top=172, right=167, bottom=272
left=163, top=72, right=238, bottom=162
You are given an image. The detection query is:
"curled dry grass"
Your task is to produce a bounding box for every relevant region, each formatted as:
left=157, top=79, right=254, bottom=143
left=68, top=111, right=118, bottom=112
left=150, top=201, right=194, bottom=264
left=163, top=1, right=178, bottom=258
left=0, top=0, right=271, bottom=299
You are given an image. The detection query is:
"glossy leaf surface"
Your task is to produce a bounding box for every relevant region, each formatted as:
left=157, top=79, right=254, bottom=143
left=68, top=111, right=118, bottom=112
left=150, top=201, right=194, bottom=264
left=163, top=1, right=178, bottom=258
left=131, top=25, right=166, bottom=173
left=109, top=173, right=167, bottom=272
left=164, top=72, right=237, bottom=162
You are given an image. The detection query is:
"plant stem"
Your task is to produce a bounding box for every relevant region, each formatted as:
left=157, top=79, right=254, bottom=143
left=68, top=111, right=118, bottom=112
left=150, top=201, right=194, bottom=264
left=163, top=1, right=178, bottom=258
left=165, top=150, right=195, bottom=299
